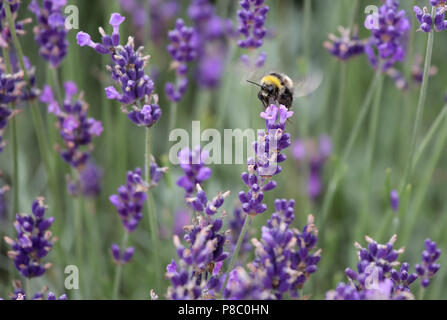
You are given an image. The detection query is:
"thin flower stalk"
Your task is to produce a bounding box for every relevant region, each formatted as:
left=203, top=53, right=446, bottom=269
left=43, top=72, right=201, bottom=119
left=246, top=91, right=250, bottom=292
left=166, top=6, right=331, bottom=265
left=400, top=7, right=436, bottom=192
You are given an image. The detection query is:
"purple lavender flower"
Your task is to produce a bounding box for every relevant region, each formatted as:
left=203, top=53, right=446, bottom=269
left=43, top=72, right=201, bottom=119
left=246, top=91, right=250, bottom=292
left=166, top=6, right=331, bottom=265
left=292, top=135, right=332, bottom=201
left=329, top=234, right=426, bottom=300
left=237, top=0, right=269, bottom=49
left=6, top=281, right=67, bottom=300
left=390, top=262, right=418, bottom=292
left=177, top=147, right=212, bottom=197
left=223, top=267, right=272, bottom=300
left=165, top=18, right=197, bottom=103
left=0, top=0, right=31, bottom=48
left=166, top=210, right=230, bottom=300
left=0, top=183, right=9, bottom=220
left=167, top=19, right=198, bottom=69
left=67, top=161, right=103, bottom=197
left=41, top=82, right=103, bottom=170
left=186, top=184, right=229, bottom=216
left=415, top=238, right=441, bottom=288
left=77, top=13, right=161, bottom=126
left=165, top=77, right=188, bottom=103
left=173, top=209, right=191, bottom=236
left=365, top=0, right=410, bottom=70
left=326, top=282, right=365, bottom=300
left=390, top=190, right=400, bottom=212
left=0, top=105, right=14, bottom=153
left=120, top=0, right=179, bottom=45
left=4, top=198, right=56, bottom=278
left=28, top=0, right=68, bottom=68
left=238, top=104, right=293, bottom=217
left=109, top=168, right=148, bottom=232
left=165, top=259, right=203, bottom=300
left=187, top=0, right=228, bottom=89
left=250, top=201, right=320, bottom=298
left=386, top=68, right=409, bottom=91
left=414, top=2, right=447, bottom=32
left=111, top=244, right=135, bottom=264
left=149, top=155, right=168, bottom=187
left=1, top=56, right=38, bottom=104
left=324, top=26, right=365, bottom=61
left=412, top=54, right=438, bottom=84
left=345, top=235, right=404, bottom=287
left=126, top=98, right=162, bottom=128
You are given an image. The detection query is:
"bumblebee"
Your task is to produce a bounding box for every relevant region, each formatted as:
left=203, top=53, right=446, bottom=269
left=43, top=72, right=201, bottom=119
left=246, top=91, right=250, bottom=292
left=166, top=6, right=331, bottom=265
left=247, top=71, right=322, bottom=109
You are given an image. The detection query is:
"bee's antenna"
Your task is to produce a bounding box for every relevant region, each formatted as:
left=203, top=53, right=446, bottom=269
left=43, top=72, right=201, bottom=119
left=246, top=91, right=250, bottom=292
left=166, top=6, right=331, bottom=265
left=246, top=80, right=262, bottom=87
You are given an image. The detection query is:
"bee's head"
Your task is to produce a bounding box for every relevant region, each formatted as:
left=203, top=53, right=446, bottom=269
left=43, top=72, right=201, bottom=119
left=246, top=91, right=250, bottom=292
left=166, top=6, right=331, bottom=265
left=262, top=84, right=275, bottom=94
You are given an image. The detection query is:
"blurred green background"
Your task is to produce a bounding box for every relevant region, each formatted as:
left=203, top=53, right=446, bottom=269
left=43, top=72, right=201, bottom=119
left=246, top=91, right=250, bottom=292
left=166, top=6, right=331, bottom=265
left=1, top=0, right=446, bottom=299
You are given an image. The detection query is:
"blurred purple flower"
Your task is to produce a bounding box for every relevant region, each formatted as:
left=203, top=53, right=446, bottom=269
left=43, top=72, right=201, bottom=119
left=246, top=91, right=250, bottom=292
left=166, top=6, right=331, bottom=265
left=237, top=0, right=269, bottom=49
left=415, top=238, right=441, bottom=288
left=111, top=244, right=135, bottom=264
left=173, top=209, right=191, bottom=236
left=390, top=190, right=400, bottom=212
left=28, top=0, right=68, bottom=67
left=365, top=0, right=410, bottom=70
left=292, top=135, right=332, bottom=201
left=67, top=161, right=103, bottom=197
left=4, top=198, right=56, bottom=278
left=165, top=18, right=197, bottom=102
left=109, top=168, right=148, bottom=232
left=324, top=26, right=365, bottom=61
left=0, top=184, right=9, bottom=220
left=414, top=2, right=447, bottom=32
left=177, top=147, right=212, bottom=198
left=41, top=82, right=103, bottom=170
left=0, top=0, right=31, bottom=49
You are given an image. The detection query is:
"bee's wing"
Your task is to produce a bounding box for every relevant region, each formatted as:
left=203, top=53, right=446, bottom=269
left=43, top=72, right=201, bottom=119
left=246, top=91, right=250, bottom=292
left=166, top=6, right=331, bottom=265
left=293, top=71, right=323, bottom=98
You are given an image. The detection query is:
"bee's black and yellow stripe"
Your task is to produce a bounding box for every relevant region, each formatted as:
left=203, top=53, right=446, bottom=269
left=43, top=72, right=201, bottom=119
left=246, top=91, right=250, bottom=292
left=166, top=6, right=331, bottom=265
left=259, top=72, right=294, bottom=108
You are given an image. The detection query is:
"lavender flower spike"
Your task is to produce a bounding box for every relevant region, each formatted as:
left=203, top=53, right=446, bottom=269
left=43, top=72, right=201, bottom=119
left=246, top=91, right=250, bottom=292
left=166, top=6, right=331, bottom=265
left=4, top=198, right=56, bottom=278
left=109, top=168, right=148, bottom=232
left=177, top=147, right=212, bottom=198
left=390, top=190, right=400, bottom=212
left=237, top=0, right=269, bottom=49
left=365, top=0, right=410, bottom=70
left=41, top=82, right=103, bottom=170
left=29, top=0, right=69, bottom=67
left=239, top=104, right=293, bottom=216
left=415, top=238, right=441, bottom=288
left=324, top=26, right=365, bottom=61
left=414, top=2, right=447, bottom=33
left=165, top=18, right=197, bottom=103
left=76, top=14, right=156, bottom=105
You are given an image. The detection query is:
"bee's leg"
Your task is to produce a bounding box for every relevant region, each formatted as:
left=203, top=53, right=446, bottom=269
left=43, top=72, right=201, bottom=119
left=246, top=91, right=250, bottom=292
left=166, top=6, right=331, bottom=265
left=258, top=91, right=268, bottom=108
left=279, top=91, right=294, bottom=109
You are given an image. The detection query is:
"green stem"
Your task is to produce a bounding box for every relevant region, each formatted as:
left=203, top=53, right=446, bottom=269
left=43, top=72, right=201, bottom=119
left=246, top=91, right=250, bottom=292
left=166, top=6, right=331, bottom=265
left=4, top=2, right=53, bottom=184
left=25, top=278, right=31, bottom=299
left=400, top=116, right=447, bottom=245
left=303, top=0, right=312, bottom=67
left=400, top=8, right=435, bottom=192
left=414, top=104, right=447, bottom=168
left=358, top=73, right=384, bottom=235
left=112, top=231, right=129, bottom=300
left=169, top=101, right=178, bottom=133
left=320, top=69, right=381, bottom=229
left=331, top=63, right=347, bottom=150
left=74, top=195, right=84, bottom=298
left=221, top=215, right=252, bottom=296
left=145, top=128, right=161, bottom=291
